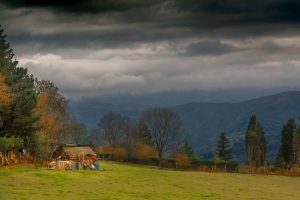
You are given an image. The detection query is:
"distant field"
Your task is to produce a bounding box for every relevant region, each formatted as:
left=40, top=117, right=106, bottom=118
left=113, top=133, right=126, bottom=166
left=0, top=162, right=300, bottom=200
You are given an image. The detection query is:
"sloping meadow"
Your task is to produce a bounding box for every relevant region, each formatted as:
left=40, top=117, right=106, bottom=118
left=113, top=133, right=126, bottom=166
left=1, top=162, right=300, bottom=200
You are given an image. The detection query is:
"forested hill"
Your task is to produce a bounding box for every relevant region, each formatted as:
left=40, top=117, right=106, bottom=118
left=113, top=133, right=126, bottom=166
left=71, top=91, right=300, bottom=161
left=173, top=91, right=300, bottom=161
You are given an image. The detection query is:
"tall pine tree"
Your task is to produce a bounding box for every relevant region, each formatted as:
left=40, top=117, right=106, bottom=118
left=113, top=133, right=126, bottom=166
left=215, top=132, right=232, bottom=161
left=245, top=115, right=266, bottom=167
left=276, top=119, right=295, bottom=167
left=183, top=138, right=195, bottom=160
left=0, top=25, right=37, bottom=143
left=292, top=126, right=300, bottom=165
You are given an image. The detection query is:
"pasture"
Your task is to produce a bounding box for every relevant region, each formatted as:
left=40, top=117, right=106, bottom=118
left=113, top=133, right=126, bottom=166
left=0, top=162, right=299, bottom=200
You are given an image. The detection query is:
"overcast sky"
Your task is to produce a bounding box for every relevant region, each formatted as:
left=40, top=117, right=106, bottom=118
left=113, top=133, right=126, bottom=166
left=1, top=0, right=300, bottom=100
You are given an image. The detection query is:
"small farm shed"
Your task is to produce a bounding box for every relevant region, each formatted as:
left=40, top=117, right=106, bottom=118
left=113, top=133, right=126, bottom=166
left=52, top=145, right=97, bottom=166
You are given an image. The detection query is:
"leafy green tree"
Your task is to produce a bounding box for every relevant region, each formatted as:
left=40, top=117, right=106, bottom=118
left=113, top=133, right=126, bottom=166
left=215, top=132, right=232, bottom=161
left=245, top=115, right=266, bottom=167
left=276, top=119, right=295, bottom=167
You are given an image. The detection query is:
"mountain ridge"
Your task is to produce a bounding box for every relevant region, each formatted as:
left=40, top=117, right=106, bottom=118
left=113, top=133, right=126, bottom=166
left=172, top=91, right=300, bottom=161
left=71, top=90, right=300, bottom=162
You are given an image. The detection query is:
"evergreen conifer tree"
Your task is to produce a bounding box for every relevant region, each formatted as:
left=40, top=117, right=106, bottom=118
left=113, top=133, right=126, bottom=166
left=276, top=119, right=295, bottom=167
left=183, top=138, right=195, bottom=160
left=245, top=115, right=266, bottom=167
left=0, top=25, right=37, bottom=141
left=215, top=132, right=232, bottom=161
left=292, top=126, right=300, bottom=165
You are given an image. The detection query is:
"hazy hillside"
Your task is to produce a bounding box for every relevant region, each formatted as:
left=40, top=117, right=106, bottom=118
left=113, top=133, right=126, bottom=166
left=173, top=91, right=300, bottom=161
left=71, top=91, right=300, bottom=162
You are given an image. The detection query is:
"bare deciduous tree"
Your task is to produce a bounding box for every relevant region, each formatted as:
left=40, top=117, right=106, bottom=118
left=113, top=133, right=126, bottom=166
left=141, top=107, right=181, bottom=167
left=98, top=112, right=125, bottom=147
left=93, top=112, right=134, bottom=148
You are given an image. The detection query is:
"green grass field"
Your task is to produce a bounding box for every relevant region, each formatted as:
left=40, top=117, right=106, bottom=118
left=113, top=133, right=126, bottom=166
left=0, top=162, right=299, bottom=200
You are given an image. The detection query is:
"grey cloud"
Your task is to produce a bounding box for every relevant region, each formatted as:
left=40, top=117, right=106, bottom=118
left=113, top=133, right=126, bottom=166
left=184, top=40, right=239, bottom=56
left=2, top=1, right=300, bottom=98
left=3, top=0, right=300, bottom=57
left=18, top=44, right=300, bottom=99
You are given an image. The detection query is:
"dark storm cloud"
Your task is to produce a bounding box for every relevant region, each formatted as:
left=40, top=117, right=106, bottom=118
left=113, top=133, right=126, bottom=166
left=2, top=0, right=300, bottom=97
left=173, top=0, right=300, bottom=23
left=2, top=0, right=300, bottom=55
left=1, top=0, right=161, bottom=13
left=3, top=0, right=300, bottom=25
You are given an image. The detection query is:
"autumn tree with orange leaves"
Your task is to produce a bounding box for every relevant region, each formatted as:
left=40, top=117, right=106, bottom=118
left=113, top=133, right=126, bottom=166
left=35, top=91, right=62, bottom=147
left=35, top=80, right=89, bottom=150
left=34, top=80, right=68, bottom=146
left=134, top=143, right=157, bottom=160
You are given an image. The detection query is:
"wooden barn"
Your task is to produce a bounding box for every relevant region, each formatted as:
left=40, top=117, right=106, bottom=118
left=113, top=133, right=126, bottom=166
left=51, top=144, right=97, bottom=169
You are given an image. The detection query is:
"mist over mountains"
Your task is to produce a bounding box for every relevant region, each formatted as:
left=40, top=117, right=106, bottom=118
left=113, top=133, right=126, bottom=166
left=71, top=91, right=300, bottom=162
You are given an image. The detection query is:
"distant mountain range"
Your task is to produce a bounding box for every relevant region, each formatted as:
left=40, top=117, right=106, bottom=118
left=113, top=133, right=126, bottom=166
left=71, top=91, right=300, bottom=162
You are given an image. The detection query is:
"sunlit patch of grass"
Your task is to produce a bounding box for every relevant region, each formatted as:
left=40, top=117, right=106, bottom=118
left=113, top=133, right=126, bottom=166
left=0, top=162, right=300, bottom=200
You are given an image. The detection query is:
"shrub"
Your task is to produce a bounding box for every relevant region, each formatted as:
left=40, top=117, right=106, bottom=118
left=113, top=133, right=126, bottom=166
left=190, top=158, right=239, bottom=172
left=175, top=153, right=189, bottom=168
left=134, top=143, right=157, bottom=160
left=0, top=136, right=23, bottom=152
left=113, top=148, right=126, bottom=162
left=0, top=136, right=23, bottom=165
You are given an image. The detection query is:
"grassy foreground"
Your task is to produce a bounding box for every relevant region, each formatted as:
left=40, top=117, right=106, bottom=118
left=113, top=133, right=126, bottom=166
left=0, top=162, right=300, bottom=200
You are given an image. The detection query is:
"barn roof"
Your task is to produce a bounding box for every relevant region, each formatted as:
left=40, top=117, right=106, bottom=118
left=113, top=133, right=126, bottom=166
left=61, top=146, right=96, bottom=156
left=51, top=145, right=97, bottom=159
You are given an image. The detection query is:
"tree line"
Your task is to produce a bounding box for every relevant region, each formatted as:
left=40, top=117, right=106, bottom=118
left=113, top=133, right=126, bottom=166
left=275, top=119, right=300, bottom=168
left=90, top=109, right=300, bottom=170
left=90, top=108, right=237, bottom=169
left=217, top=115, right=300, bottom=169
left=243, top=116, right=300, bottom=169
left=0, top=25, right=88, bottom=165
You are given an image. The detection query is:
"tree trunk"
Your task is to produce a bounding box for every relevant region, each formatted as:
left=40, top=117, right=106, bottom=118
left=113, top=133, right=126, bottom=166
left=0, top=152, right=3, bottom=166
left=158, top=151, right=163, bottom=168
left=27, top=150, right=30, bottom=163
left=4, top=151, right=10, bottom=165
